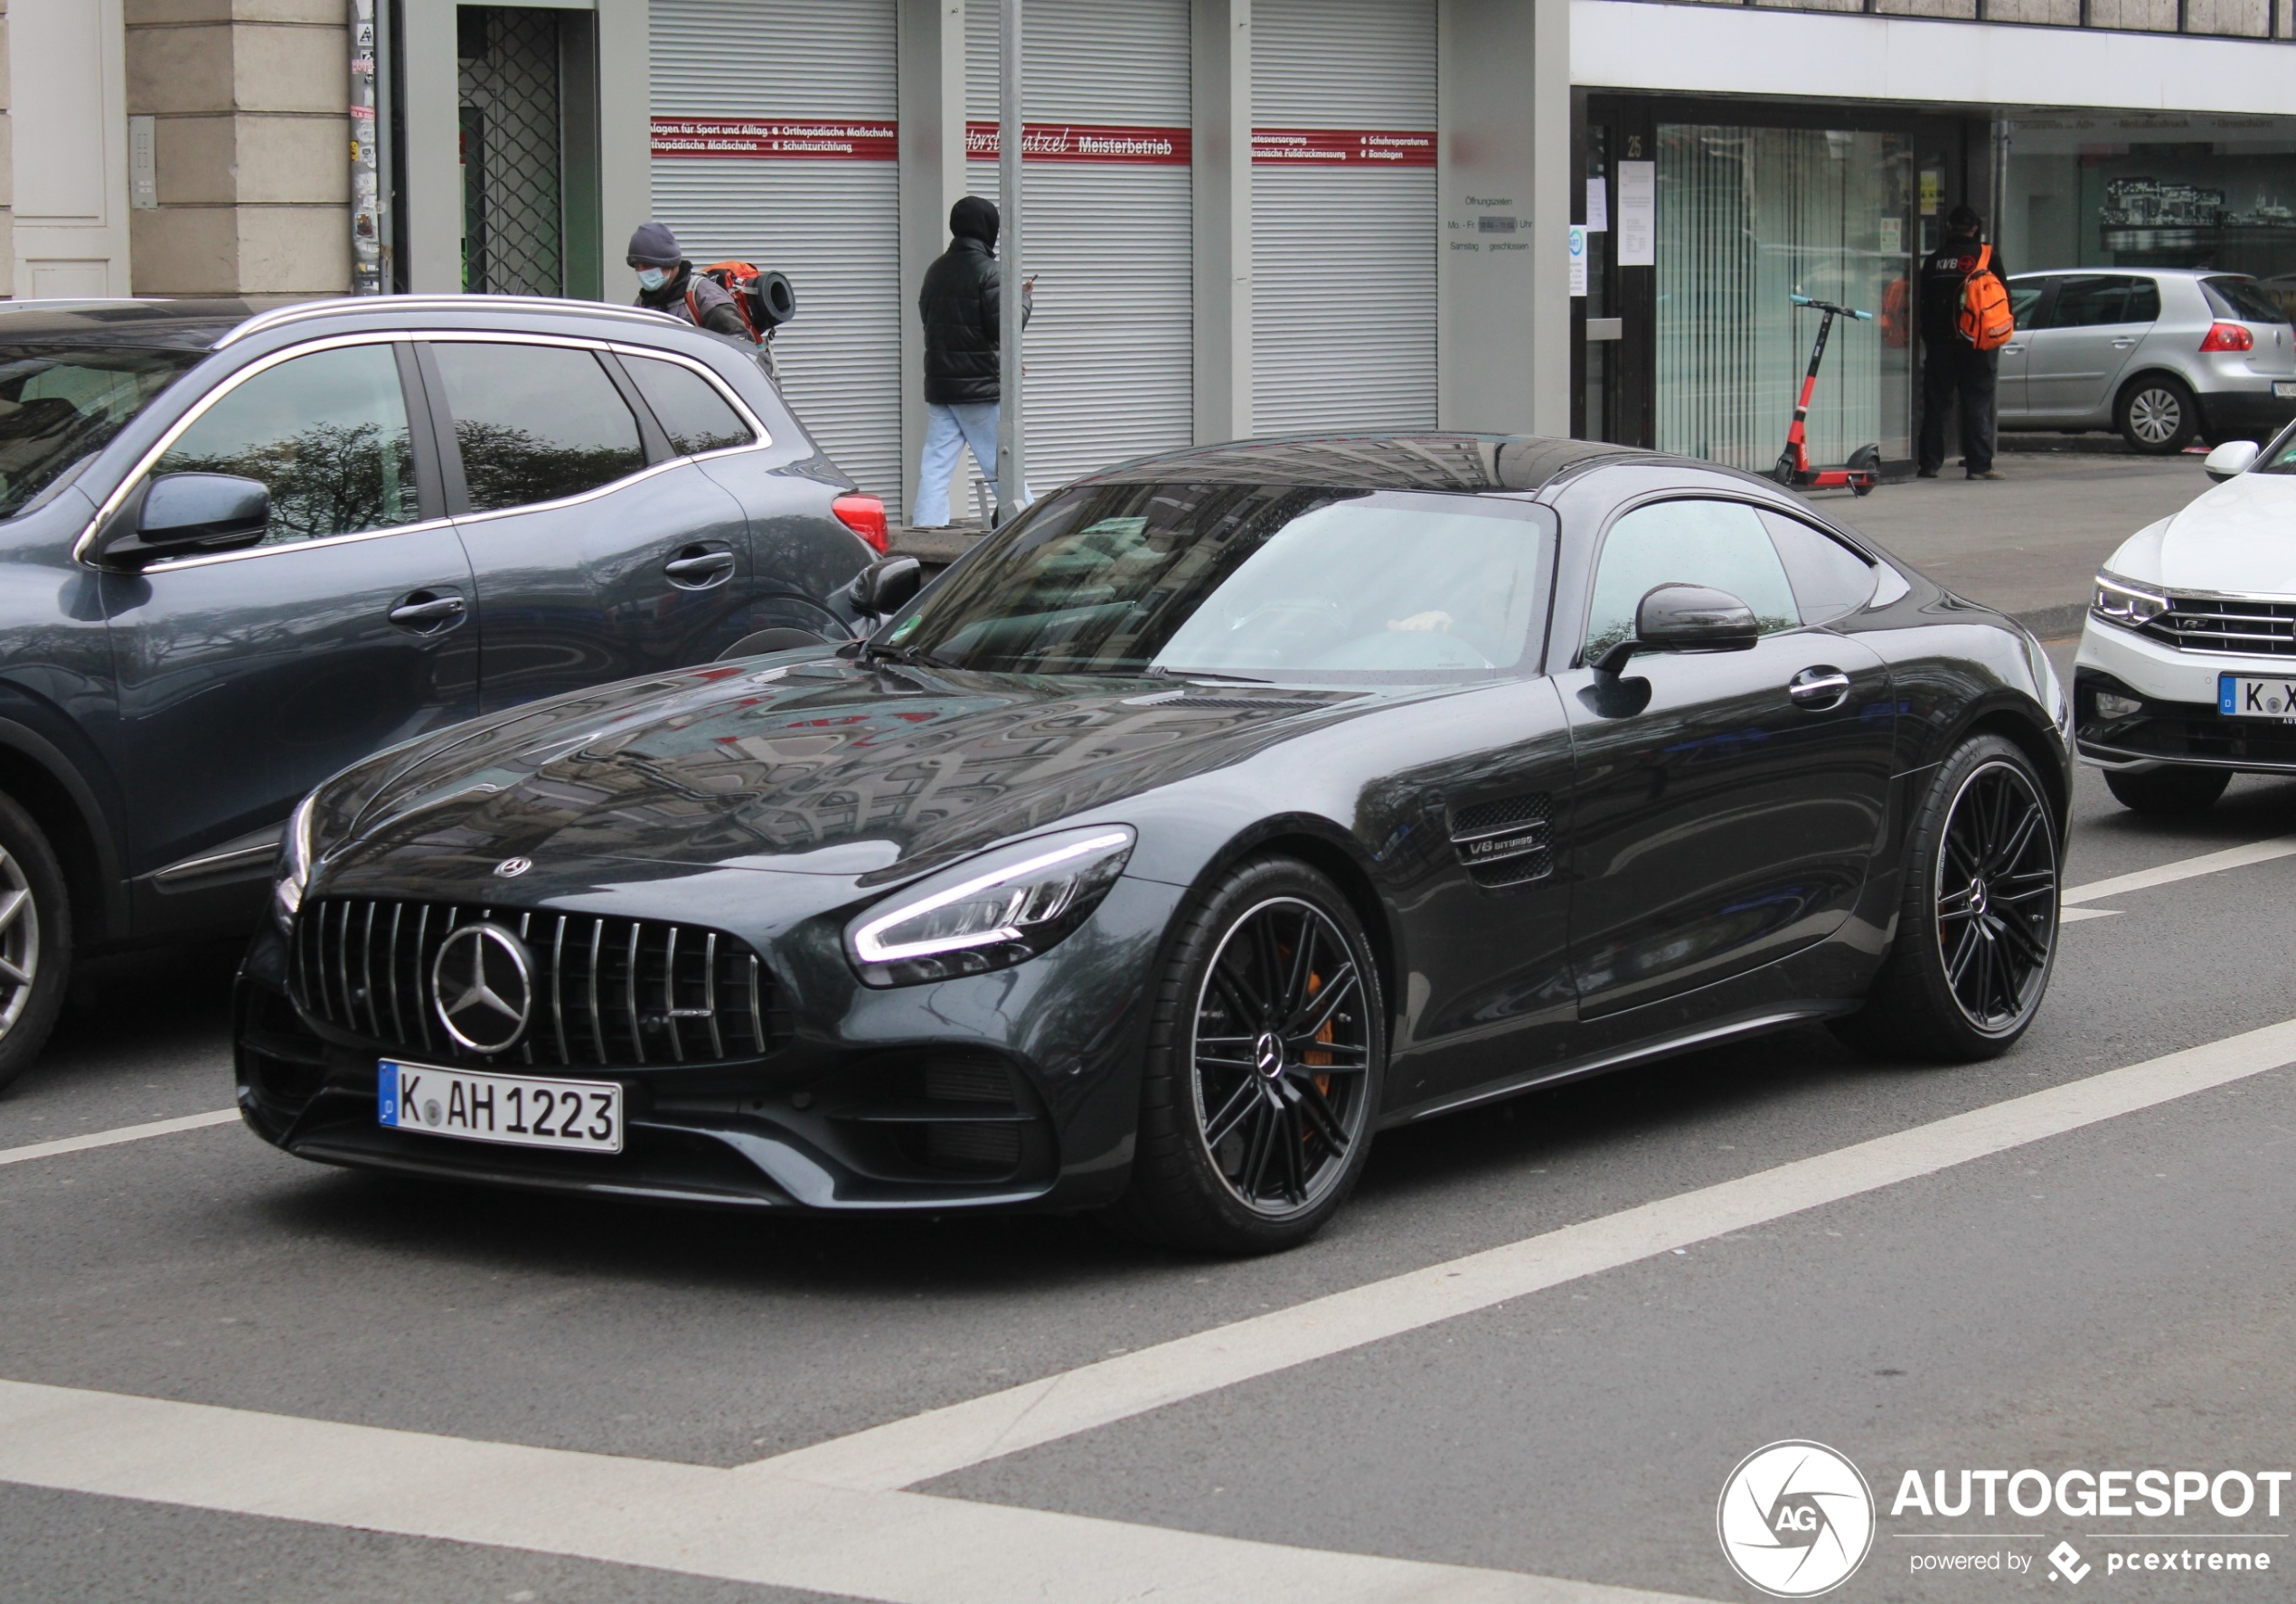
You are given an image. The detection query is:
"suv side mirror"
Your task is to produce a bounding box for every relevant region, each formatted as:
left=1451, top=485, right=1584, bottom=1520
left=97, top=473, right=271, bottom=567
left=852, top=554, right=922, bottom=618
left=1594, top=583, right=1760, bottom=675
left=2204, top=439, right=2261, bottom=481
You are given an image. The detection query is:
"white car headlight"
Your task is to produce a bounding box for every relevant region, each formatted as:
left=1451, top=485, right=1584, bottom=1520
left=845, top=825, right=1135, bottom=987
left=271, top=790, right=320, bottom=934
left=2092, top=571, right=2169, bottom=631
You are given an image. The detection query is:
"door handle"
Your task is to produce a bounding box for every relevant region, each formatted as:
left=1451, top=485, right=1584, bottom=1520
left=1788, top=666, right=1851, bottom=710
left=387, top=591, right=466, bottom=631
left=664, top=547, right=737, bottom=587
left=2000, top=343, right=2024, bottom=354
left=2111, top=336, right=2139, bottom=349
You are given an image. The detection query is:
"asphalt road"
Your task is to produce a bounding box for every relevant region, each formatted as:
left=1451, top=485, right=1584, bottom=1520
left=5, top=640, right=2296, bottom=1603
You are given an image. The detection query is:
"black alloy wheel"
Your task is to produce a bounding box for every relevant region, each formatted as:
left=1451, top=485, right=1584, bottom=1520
left=2103, top=763, right=2229, bottom=816
left=1831, top=735, right=2060, bottom=1061
left=1109, top=857, right=1385, bottom=1254
left=2117, top=374, right=2198, bottom=455
left=0, top=790, right=71, bottom=1092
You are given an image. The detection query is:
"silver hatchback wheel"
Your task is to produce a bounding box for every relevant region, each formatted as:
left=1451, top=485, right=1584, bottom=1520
left=2126, top=387, right=2181, bottom=445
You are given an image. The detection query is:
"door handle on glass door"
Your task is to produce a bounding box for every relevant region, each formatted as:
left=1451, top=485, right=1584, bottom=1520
left=387, top=591, right=466, bottom=631
left=664, top=547, right=737, bottom=587
left=1788, top=666, right=1851, bottom=709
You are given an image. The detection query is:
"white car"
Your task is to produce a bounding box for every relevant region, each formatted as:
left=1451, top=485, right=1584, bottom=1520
left=2077, top=423, right=2296, bottom=811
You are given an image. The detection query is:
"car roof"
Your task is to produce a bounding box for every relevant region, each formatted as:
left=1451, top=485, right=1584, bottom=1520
left=0, top=294, right=697, bottom=354
left=1071, top=433, right=1652, bottom=494
left=2010, top=267, right=2248, bottom=282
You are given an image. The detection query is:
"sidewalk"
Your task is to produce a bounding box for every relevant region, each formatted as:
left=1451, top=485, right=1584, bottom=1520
left=1811, top=450, right=2212, bottom=639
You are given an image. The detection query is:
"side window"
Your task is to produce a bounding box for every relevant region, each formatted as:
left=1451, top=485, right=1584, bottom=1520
left=1756, top=509, right=1878, bottom=627
left=2009, top=282, right=2047, bottom=332
left=623, top=355, right=755, bottom=457
left=2051, top=276, right=2142, bottom=328
left=1584, top=499, right=1800, bottom=662
left=153, top=343, right=418, bottom=545
left=2124, top=278, right=2161, bottom=323
left=428, top=343, right=645, bottom=513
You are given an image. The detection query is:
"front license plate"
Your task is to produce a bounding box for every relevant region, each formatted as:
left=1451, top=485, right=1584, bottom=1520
left=2275, top=381, right=2296, bottom=401
left=379, top=1061, right=622, bottom=1155
left=2219, top=673, right=2296, bottom=721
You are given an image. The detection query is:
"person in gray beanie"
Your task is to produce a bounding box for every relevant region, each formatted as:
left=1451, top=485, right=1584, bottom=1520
left=627, top=222, right=748, bottom=341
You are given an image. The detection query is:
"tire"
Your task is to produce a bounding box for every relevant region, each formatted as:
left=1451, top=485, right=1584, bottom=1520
left=1830, top=735, right=2059, bottom=1063
left=2117, top=374, right=2198, bottom=455
left=2103, top=764, right=2229, bottom=816
left=1106, top=856, right=1386, bottom=1255
left=0, top=791, right=71, bottom=1092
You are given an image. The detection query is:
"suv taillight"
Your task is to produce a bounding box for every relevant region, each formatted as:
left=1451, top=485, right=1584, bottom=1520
left=833, top=495, right=889, bottom=553
left=2200, top=321, right=2254, bottom=353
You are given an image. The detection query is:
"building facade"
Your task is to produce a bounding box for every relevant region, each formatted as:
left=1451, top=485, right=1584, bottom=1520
left=3, top=0, right=2290, bottom=502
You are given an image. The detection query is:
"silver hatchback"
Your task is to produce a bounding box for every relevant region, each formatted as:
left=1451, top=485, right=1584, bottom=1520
left=1998, top=268, right=2296, bottom=454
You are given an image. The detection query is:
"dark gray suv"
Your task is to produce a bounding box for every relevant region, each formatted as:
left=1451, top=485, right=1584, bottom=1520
left=0, top=295, right=888, bottom=1086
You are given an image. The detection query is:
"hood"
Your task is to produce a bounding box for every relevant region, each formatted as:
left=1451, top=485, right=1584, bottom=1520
left=322, top=656, right=1374, bottom=890
left=2104, top=470, right=2296, bottom=596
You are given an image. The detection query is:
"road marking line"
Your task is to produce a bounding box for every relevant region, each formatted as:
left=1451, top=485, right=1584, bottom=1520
left=0, top=1108, right=238, bottom=1168
left=2060, top=906, right=2120, bottom=924
left=0, top=1378, right=1710, bottom=1604
left=746, top=1016, right=2296, bottom=1494
left=2062, top=834, right=2296, bottom=907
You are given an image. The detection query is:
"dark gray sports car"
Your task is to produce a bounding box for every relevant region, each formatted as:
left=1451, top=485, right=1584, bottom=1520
left=236, top=435, right=2072, bottom=1252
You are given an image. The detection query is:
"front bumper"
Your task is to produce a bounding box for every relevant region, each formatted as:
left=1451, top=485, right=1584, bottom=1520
left=2075, top=617, right=2296, bottom=771
left=235, top=873, right=1181, bottom=1213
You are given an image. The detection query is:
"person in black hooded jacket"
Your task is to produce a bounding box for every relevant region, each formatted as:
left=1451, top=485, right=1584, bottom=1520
left=912, top=196, right=1032, bottom=526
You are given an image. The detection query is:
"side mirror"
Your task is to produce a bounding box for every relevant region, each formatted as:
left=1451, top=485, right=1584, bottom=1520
left=2204, top=439, right=2261, bottom=482
left=1594, top=583, right=1760, bottom=675
left=97, top=473, right=270, bottom=567
left=852, top=554, right=922, bottom=618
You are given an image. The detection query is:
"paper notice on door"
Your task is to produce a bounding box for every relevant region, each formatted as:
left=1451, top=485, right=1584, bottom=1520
left=1568, top=226, right=1588, bottom=297
left=1586, top=177, right=1608, bottom=233
left=1617, top=161, right=1654, bottom=267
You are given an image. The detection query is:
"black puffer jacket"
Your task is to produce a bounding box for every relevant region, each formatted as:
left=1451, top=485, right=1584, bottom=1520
left=920, top=225, right=1021, bottom=405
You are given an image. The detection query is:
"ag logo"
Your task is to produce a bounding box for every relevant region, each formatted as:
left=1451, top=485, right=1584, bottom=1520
left=1717, top=1440, right=1875, bottom=1597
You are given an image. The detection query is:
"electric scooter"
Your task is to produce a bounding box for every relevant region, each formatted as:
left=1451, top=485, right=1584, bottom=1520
left=1770, top=293, right=1881, bottom=496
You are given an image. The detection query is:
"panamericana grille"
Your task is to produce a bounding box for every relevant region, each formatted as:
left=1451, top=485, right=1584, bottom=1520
left=294, top=899, right=787, bottom=1067
left=1448, top=793, right=1555, bottom=889
left=2139, top=597, right=2296, bottom=657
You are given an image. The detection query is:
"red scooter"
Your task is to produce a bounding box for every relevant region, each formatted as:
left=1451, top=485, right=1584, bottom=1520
left=1770, top=293, right=1881, bottom=496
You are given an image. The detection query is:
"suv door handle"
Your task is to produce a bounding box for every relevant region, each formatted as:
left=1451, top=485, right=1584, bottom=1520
left=388, top=590, right=466, bottom=631
left=664, top=546, right=737, bottom=588
left=1788, top=666, right=1851, bottom=710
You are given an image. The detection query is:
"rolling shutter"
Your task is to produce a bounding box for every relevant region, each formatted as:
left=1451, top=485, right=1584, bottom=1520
left=960, top=0, right=1193, bottom=499
left=650, top=0, right=902, bottom=502
left=1251, top=0, right=1438, bottom=435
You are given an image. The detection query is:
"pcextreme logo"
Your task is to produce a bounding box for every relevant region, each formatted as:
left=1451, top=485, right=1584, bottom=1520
left=1717, top=1440, right=1877, bottom=1597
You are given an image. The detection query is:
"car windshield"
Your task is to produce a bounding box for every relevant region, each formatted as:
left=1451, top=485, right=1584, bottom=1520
left=881, top=482, right=1553, bottom=680
left=2258, top=426, right=2296, bottom=475
left=0, top=344, right=203, bottom=519
left=2203, top=276, right=2291, bottom=326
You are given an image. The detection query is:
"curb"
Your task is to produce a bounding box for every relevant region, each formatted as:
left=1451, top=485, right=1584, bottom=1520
left=2009, top=600, right=2089, bottom=641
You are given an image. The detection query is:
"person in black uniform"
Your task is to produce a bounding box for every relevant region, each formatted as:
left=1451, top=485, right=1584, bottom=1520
left=1917, top=205, right=2012, bottom=480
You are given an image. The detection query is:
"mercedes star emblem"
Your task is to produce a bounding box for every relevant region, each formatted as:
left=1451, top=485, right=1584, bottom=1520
left=430, top=922, right=533, bottom=1053
left=494, top=857, right=532, bottom=878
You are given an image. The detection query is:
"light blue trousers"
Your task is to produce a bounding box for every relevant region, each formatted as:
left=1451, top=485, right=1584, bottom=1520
left=910, top=401, right=1034, bottom=526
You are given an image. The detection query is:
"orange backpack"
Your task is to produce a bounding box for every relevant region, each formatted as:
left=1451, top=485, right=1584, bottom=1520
left=686, top=260, right=796, bottom=344
left=1957, top=245, right=2015, bottom=352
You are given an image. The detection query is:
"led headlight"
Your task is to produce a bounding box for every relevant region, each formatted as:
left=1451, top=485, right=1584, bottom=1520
left=2092, top=572, right=2169, bottom=631
left=846, top=825, right=1135, bottom=987
left=271, top=789, right=320, bottom=934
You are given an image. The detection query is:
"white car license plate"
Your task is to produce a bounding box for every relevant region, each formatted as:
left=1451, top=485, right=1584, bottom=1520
left=379, top=1061, right=623, bottom=1154
left=2219, top=673, right=2296, bottom=721
left=2275, top=381, right=2296, bottom=401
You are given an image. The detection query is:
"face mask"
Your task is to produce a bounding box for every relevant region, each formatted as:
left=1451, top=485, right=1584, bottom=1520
left=635, top=267, right=670, bottom=292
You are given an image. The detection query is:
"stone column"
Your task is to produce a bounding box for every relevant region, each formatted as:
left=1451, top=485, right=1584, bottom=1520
left=898, top=0, right=967, bottom=521
left=125, top=0, right=350, bottom=301
left=1191, top=0, right=1249, bottom=444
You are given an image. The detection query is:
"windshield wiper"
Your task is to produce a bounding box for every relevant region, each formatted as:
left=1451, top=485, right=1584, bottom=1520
left=1145, top=665, right=1273, bottom=684
left=859, top=638, right=922, bottom=666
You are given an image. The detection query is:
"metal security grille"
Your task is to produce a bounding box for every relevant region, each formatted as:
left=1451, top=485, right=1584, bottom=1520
left=458, top=7, right=563, bottom=297
left=650, top=0, right=903, bottom=502
left=295, top=898, right=788, bottom=1069
left=1251, top=0, right=1437, bottom=436
left=962, top=0, right=1193, bottom=498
